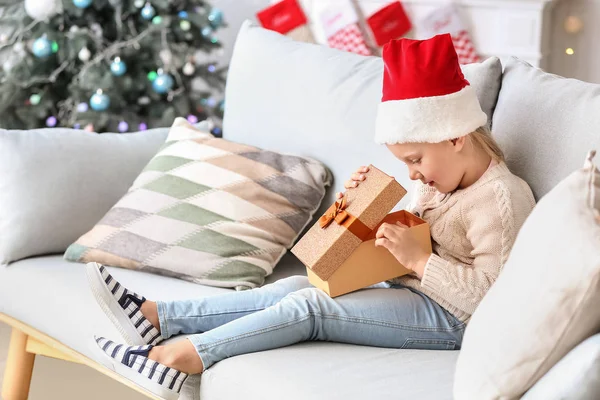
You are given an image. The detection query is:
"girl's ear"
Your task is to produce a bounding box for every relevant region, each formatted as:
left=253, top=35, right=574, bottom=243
left=450, top=136, right=467, bottom=151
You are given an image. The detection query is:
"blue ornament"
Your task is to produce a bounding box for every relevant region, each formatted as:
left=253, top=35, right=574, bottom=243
left=110, top=57, right=127, bottom=76
left=90, top=89, right=110, bottom=111
left=208, top=8, right=223, bottom=28
left=32, top=37, right=52, bottom=58
left=152, top=71, right=174, bottom=94
left=73, top=0, right=93, bottom=8
left=141, top=3, right=156, bottom=20
left=178, top=11, right=189, bottom=19
left=201, top=27, right=213, bottom=38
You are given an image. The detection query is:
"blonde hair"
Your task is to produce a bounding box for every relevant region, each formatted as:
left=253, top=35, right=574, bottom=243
left=467, top=126, right=505, bottom=163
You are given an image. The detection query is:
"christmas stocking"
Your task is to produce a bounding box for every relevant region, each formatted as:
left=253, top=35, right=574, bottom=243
left=256, top=0, right=315, bottom=43
left=317, top=0, right=372, bottom=56
left=418, top=4, right=480, bottom=64
left=362, top=1, right=412, bottom=47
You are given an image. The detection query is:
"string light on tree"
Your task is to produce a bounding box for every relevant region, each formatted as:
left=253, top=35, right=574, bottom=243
left=208, top=8, right=223, bottom=28
left=46, top=116, right=58, bottom=127
left=134, top=0, right=144, bottom=8
left=30, top=94, right=41, bottom=105
left=77, top=102, right=89, bottom=112
left=183, top=61, right=195, bottom=76
left=118, top=121, right=129, bottom=132
left=90, top=89, right=110, bottom=111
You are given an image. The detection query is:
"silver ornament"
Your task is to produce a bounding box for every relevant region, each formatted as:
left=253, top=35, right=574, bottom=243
left=183, top=62, right=195, bottom=76
left=78, top=47, right=91, bottom=62
left=25, top=0, right=63, bottom=21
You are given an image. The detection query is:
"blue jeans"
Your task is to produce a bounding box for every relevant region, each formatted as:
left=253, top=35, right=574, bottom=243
left=155, top=276, right=465, bottom=372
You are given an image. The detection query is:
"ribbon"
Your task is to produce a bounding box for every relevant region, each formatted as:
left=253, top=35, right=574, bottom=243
left=318, top=194, right=372, bottom=240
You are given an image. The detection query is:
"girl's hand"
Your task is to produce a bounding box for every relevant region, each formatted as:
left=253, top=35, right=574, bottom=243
left=375, top=221, right=430, bottom=278
left=336, top=166, right=370, bottom=200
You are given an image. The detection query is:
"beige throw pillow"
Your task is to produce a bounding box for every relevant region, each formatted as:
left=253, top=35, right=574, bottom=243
left=454, top=150, right=600, bottom=399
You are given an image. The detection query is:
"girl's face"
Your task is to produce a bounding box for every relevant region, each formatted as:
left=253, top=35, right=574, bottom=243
left=385, top=138, right=466, bottom=194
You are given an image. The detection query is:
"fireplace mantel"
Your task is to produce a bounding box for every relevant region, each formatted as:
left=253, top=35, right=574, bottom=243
left=300, top=0, right=561, bottom=68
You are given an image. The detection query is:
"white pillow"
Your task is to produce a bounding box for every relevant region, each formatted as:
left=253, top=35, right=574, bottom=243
left=454, top=150, right=600, bottom=399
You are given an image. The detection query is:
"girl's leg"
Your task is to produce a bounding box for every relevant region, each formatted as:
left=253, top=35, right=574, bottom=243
left=152, top=283, right=466, bottom=374
left=156, top=275, right=313, bottom=339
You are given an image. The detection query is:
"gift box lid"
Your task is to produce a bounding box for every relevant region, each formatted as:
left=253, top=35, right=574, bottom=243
left=291, top=164, right=407, bottom=280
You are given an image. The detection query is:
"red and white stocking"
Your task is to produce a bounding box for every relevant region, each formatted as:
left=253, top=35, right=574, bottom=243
left=257, top=0, right=315, bottom=43
left=418, top=4, right=480, bottom=64
left=362, top=1, right=412, bottom=47
left=318, top=0, right=372, bottom=56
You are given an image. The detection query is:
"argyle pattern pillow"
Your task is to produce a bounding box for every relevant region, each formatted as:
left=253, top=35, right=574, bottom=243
left=65, top=118, right=331, bottom=290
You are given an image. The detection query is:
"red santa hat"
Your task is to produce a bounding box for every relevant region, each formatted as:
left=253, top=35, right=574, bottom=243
left=374, top=33, right=487, bottom=145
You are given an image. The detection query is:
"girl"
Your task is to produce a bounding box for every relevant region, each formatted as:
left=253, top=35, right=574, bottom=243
left=89, top=34, right=536, bottom=400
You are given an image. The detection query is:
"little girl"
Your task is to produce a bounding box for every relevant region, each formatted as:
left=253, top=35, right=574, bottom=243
left=89, top=34, right=535, bottom=400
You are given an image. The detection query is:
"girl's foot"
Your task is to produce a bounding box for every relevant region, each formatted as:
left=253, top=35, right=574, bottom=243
left=93, top=336, right=188, bottom=400
left=86, top=262, right=163, bottom=346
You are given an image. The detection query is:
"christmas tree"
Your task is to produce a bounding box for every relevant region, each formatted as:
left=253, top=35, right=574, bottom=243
left=0, top=0, right=227, bottom=133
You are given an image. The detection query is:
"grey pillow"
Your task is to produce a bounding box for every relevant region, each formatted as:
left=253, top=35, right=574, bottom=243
left=0, top=126, right=169, bottom=264
left=492, top=57, right=600, bottom=200
left=224, top=20, right=503, bottom=213
left=522, top=333, right=600, bottom=400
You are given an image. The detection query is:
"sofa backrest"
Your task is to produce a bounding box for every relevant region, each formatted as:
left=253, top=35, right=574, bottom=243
left=223, top=20, right=503, bottom=213
left=492, top=57, right=600, bottom=200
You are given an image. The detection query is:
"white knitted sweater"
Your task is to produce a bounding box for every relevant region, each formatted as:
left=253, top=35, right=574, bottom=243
left=392, top=161, right=536, bottom=323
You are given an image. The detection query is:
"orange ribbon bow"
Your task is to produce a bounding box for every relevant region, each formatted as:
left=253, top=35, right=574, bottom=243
left=318, top=194, right=372, bottom=240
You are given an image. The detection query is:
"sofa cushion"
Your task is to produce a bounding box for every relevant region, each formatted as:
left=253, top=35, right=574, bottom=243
left=0, top=125, right=172, bottom=265
left=454, top=151, right=600, bottom=399
left=522, top=333, right=600, bottom=400
left=64, top=118, right=331, bottom=290
left=492, top=57, right=600, bottom=200
left=0, top=255, right=457, bottom=400
left=223, top=20, right=503, bottom=213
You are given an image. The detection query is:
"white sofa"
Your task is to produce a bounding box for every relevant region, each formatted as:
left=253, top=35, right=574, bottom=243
left=1, top=20, right=600, bottom=400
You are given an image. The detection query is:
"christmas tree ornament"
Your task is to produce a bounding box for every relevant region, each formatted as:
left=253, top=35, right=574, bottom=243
left=46, top=116, right=58, bottom=127
left=51, top=41, right=59, bottom=53
left=201, top=26, right=213, bottom=37
left=141, top=3, right=156, bottom=20
left=419, top=4, right=480, bottom=64
left=90, top=89, right=110, bottom=111
left=110, top=57, right=127, bottom=76
left=256, top=0, right=315, bottom=44
left=30, top=94, right=42, bottom=105
left=211, top=126, right=222, bottom=136
left=207, top=64, right=216, bottom=73
left=317, top=0, right=372, bottom=55
left=76, top=102, right=89, bottom=112
left=118, top=121, right=129, bottom=132
left=84, top=123, right=94, bottom=132
left=210, top=37, right=219, bottom=44
left=363, top=1, right=411, bottom=48
left=208, top=8, right=223, bottom=28
left=178, top=11, right=188, bottom=19
left=73, top=0, right=93, bottom=9
left=25, top=0, right=63, bottom=21
left=564, top=16, right=583, bottom=34
left=180, top=20, right=191, bottom=31
left=78, top=46, right=91, bottom=62
left=138, top=122, right=148, bottom=131
left=182, top=61, right=195, bottom=76
left=32, top=36, right=53, bottom=58
left=187, top=114, right=198, bottom=124
left=134, top=0, right=144, bottom=8
left=152, top=69, right=174, bottom=94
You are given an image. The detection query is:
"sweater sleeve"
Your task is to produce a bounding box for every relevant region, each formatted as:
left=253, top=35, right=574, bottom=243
left=418, top=182, right=516, bottom=316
